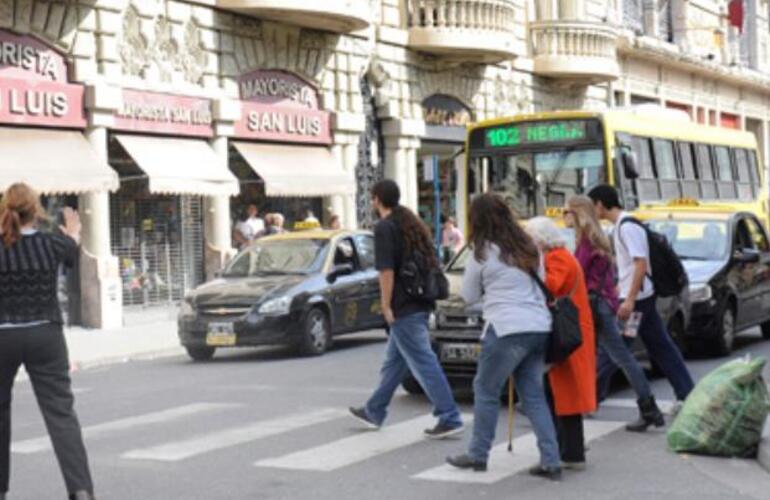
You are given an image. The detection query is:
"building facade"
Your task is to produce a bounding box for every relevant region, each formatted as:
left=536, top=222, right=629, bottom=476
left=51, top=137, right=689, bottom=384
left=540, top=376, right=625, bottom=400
left=2, top=0, right=770, bottom=327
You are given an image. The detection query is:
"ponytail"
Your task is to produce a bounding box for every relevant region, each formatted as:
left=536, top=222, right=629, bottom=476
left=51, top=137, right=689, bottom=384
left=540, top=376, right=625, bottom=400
left=0, top=208, right=22, bottom=247
left=0, top=183, right=44, bottom=248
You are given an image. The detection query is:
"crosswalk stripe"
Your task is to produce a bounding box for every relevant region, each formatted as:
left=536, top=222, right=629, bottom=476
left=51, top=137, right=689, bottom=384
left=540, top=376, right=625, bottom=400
left=255, top=413, right=472, bottom=472
left=412, top=420, right=625, bottom=484
left=601, top=398, right=675, bottom=414
left=12, top=403, right=238, bottom=454
left=122, top=408, right=348, bottom=462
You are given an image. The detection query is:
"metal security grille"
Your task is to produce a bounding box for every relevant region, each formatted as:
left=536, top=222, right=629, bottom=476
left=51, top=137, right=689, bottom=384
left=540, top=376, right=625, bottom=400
left=356, top=77, right=385, bottom=229
left=110, top=186, right=204, bottom=307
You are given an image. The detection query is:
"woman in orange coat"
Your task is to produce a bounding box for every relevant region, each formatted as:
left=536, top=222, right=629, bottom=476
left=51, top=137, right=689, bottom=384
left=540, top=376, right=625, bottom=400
left=526, top=216, right=597, bottom=470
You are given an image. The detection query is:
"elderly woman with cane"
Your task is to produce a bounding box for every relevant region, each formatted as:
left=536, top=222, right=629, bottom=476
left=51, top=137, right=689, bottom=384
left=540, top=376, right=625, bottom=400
left=446, top=193, right=561, bottom=480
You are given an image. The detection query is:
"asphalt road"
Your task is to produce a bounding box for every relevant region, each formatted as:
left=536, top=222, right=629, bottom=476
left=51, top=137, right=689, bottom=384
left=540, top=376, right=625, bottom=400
left=6, top=328, right=770, bottom=500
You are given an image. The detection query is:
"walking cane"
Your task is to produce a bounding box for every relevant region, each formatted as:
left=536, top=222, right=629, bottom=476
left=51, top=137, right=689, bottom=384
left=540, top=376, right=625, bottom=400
left=507, top=375, right=515, bottom=452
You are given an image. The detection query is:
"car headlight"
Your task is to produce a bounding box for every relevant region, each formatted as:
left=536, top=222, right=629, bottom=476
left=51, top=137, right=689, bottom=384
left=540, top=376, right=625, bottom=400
left=688, top=283, right=712, bottom=303
left=258, top=296, right=292, bottom=315
left=179, top=299, right=195, bottom=316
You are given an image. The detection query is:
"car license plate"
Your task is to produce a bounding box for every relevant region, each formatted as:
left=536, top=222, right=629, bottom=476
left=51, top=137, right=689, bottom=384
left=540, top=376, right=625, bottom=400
left=206, top=322, right=236, bottom=346
left=440, top=342, right=481, bottom=363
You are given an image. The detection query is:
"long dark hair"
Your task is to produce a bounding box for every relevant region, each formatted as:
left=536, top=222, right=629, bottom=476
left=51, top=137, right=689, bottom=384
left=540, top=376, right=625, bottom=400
left=390, top=206, right=439, bottom=268
left=469, top=193, right=539, bottom=272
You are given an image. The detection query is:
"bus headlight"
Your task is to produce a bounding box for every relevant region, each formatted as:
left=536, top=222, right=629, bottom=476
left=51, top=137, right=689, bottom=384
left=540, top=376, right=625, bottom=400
left=688, top=283, right=712, bottom=303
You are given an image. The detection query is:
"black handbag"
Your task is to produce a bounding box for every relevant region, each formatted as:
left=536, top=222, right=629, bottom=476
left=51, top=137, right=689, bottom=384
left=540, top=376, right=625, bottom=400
left=529, top=271, right=583, bottom=364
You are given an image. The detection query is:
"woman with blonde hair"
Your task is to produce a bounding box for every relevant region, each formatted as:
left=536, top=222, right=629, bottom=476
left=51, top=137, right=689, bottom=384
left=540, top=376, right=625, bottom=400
left=525, top=216, right=595, bottom=471
left=0, top=183, right=95, bottom=500
left=564, top=195, right=663, bottom=432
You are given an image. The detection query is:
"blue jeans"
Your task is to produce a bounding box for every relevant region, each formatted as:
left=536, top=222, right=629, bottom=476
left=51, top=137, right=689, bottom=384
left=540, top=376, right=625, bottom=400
left=594, top=297, right=652, bottom=402
left=365, top=312, right=462, bottom=427
left=468, top=327, right=560, bottom=467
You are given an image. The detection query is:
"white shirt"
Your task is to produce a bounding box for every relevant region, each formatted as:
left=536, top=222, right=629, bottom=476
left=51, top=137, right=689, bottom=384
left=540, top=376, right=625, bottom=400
left=236, top=217, right=264, bottom=241
left=613, top=212, right=654, bottom=301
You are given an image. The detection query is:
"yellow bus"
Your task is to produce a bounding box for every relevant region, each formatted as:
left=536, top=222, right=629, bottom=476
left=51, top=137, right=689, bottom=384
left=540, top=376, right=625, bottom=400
left=464, top=107, right=768, bottom=225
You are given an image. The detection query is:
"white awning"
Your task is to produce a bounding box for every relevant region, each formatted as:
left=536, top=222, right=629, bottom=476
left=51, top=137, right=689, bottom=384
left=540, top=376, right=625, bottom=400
left=232, top=142, right=355, bottom=197
left=115, top=135, right=239, bottom=196
left=0, top=127, right=118, bottom=194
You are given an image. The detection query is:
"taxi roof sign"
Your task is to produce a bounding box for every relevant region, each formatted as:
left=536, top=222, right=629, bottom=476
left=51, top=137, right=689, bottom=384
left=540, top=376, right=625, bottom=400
left=545, top=207, right=565, bottom=218
left=293, top=220, right=322, bottom=231
left=667, top=198, right=700, bottom=207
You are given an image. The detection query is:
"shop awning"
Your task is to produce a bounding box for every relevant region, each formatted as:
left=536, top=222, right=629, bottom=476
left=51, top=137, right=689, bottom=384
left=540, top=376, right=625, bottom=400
left=115, top=135, right=239, bottom=196
left=232, top=142, right=355, bottom=197
left=0, top=127, right=118, bottom=194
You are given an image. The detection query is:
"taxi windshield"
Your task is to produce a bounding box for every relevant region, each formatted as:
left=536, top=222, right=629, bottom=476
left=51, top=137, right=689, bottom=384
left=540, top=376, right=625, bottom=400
left=224, top=239, right=328, bottom=276
left=646, top=219, right=729, bottom=261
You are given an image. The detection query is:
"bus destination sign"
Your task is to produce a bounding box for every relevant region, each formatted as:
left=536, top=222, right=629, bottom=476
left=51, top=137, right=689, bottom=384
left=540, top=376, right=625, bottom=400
left=484, top=120, right=588, bottom=148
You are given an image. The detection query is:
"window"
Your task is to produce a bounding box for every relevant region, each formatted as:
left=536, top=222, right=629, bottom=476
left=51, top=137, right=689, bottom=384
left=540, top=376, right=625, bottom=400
left=747, top=150, right=761, bottom=185
left=354, top=234, right=375, bottom=270
left=652, top=139, right=680, bottom=198
left=333, top=238, right=358, bottom=269
left=746, top=218, right=770, bottom=253
left=694, top=144, right=717, bottom=199
left=734, top=148, right=754, bottom=198
left=735, top=219, right=755, bottom=251
left=630, top=136, right=660, bottom=200
left=714, top=146, right=737, bottom=198
left=678, top=142, right=699, bottom=198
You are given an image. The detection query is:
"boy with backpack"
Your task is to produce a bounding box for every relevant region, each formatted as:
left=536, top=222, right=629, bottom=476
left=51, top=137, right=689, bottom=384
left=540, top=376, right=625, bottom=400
left=349, top=180, right=464, bottom=438
left=588, top=185, right=694, bottom=408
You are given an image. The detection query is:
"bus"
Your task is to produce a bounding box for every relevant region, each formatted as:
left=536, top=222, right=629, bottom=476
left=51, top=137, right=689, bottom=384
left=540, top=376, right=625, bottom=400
left=464, top=107, right=768, bottom=226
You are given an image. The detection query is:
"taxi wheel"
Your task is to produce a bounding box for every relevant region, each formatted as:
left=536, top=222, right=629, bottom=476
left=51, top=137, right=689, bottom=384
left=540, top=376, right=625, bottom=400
left=298, top=308, right=331, bottom=356
left=709, top=305, right=736, bottom=357
left=186, top=346, right=216, bottom=361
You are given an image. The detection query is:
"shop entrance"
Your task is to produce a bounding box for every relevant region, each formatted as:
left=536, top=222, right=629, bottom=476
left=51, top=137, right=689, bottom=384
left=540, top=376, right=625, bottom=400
left=418, top=141, right=464, bottom=232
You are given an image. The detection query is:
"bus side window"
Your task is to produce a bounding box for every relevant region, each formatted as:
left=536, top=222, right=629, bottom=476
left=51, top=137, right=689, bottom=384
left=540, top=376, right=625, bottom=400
left=733, top=148, right=753, bottom=199
left=695, top=144, right=717, bottom=199
left=630, top=136, right=660, bottom=200
left=714, top=146, right=737, bottom=199
left=677, top=142, right=699, bottom=198
left=652, top=139, right=681, bottom=199
left=746, top=149, right=761, bottom=194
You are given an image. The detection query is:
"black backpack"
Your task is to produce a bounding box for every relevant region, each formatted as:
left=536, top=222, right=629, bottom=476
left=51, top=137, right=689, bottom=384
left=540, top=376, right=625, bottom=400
left=399, top=250, right=449, bottom=301
left=619, top=218, right=688, bottom=298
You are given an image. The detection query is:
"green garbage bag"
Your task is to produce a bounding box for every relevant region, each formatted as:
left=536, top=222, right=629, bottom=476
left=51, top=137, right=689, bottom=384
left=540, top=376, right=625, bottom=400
left=667, top=356, right=770, bottom=458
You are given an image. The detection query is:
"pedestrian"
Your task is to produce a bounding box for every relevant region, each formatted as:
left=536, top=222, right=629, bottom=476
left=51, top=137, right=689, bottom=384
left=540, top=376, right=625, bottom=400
left=564, top=195, right=664, bottom=431
left=446, top=194, right=561, bottom=480
left=257, top=213, right=277, bottom=238
left=587, top=185, right=694, bottom=405
left=349, top=180, right=464, bottom=438
left=301, top=205, right=319, bottom=224
left=233, top=203, right=264, bottom=249
left=440, top=216, right=464, bottom=264
left=0, top=183, right=95, bottom=500
left=328, top=214, right=342, bottom=230
left=272, top=213, right=286, bottom=234
left=525, top=216, right=596, bottom=471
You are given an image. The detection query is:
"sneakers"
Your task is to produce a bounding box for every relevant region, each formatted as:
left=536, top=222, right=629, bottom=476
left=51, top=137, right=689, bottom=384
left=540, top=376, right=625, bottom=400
left=424, top=422, right=464, bottom=439
left=446, top=454, right=487, bottom=472
left=348, top=407, right=380, bottom=430
left=528, top=465, right=562, bottom=481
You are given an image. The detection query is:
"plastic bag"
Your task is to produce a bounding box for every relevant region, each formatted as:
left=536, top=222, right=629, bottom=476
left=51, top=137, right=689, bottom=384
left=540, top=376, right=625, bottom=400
left=667, top=356, right=770, bottom=458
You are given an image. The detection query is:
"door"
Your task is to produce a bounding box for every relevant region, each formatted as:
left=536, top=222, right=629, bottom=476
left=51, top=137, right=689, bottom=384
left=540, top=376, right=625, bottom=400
left=353, top=233, right=383, bottom=327
left=744, top=216, right=770, bottom=323
left=732, top=217, right=761, bottom=327
left=329, top=237, right=367, bottom=332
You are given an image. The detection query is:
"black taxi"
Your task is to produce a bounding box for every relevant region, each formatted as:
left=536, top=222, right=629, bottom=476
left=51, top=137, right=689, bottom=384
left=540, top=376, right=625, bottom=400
left=636, top=207, right=770, bottom=356
left=178, top=229, right=385, bottom=360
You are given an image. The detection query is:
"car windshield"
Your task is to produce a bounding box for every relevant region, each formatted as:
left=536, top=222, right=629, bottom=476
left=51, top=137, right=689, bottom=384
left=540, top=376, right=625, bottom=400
left=224, top=239, right=328, bottom=277
left=646, top=219, right=729, bottom=261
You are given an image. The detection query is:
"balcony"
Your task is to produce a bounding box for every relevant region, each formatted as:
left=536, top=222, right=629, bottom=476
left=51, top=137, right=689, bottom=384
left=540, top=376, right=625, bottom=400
left=216, top=0, right=371, bottom=33
left=406, top=0, right=518, bottom=63
left=530, top=21, right=620, bottom=84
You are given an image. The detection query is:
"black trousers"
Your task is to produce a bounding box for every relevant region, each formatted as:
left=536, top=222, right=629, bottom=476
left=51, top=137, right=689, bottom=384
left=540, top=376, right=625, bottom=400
left=0, top=323, right=93, bottom=495
left=545, top=379, right=586, bottom=463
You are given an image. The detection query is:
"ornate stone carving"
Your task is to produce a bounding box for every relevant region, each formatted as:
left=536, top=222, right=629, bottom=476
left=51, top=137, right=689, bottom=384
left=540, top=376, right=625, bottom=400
left=150, top=15, right=179, bottom=82
left=119, top=5, right=149, bottom=77
left=179, top=20, right=207, bottom=84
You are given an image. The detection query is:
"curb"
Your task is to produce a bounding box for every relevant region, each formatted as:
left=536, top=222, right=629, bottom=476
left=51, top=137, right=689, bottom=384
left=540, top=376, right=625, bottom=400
left=760, top=417, right=770, bottom=473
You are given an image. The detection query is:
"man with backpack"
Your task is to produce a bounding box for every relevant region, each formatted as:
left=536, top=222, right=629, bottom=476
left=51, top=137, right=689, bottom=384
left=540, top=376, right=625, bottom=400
left=588, top=185, right=694, bottom=409
left=349, top=180, right=464, bottom=438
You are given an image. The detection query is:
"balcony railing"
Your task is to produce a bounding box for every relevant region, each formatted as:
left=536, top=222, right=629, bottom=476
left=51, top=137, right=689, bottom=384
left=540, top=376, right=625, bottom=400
left=216, top=0, right=371, bottom=33
left=407, top=0, right=519, bottom=62
left=530, top=21, right=620, bottom=83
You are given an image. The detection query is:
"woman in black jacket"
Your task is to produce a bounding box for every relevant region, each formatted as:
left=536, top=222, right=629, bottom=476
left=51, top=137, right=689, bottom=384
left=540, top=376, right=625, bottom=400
left=0, top=183, right=94, bottom=500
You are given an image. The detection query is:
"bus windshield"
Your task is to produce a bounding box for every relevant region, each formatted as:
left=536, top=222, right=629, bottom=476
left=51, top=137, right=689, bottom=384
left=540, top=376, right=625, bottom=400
left=470, top=147, right=605, bottom=218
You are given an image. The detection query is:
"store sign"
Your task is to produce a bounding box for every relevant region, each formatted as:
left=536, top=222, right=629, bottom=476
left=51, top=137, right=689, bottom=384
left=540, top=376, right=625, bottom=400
left=422, top=95, right=472, bottom=128
left=0, top=30, right=86, bottom=128
left=234, top=70, right=332, bottom=145
left=113, top=89, right=214, bottom=137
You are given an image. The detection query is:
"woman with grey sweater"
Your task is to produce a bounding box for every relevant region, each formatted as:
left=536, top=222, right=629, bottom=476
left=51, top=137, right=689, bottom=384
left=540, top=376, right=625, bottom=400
left=446, top=193, right=561, bottom=480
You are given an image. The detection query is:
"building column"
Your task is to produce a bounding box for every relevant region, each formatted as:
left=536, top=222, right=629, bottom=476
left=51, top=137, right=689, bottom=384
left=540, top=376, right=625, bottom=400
left=206, top=136, right=236, bottom=280
left=382, top=118, right=426, bottom=212
left=79, top=126, right=123, bottom=329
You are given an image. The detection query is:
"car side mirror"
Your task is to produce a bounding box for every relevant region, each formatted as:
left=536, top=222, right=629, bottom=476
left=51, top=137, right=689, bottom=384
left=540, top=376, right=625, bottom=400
left=620, top=146, right=639, bottom=180
left=327, top=263, right=355, bottom=283
left=733, top=248, right=760, bottom=264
